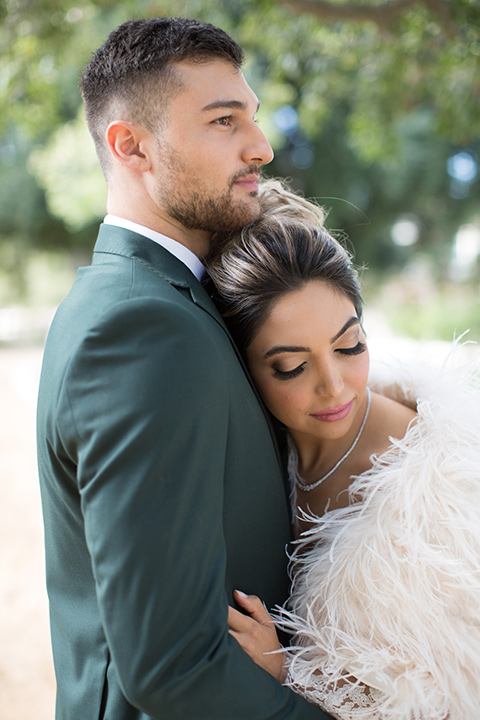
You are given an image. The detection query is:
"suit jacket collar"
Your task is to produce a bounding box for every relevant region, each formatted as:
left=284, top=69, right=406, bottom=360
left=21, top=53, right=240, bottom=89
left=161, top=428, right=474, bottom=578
left=93, top=223, right=222, bottom=322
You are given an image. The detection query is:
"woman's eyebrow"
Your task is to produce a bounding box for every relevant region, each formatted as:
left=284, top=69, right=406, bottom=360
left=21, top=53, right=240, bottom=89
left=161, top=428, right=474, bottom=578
left=263, top=345, right=310, bottom=360
left=263, top=318, right=360, bottom=360
left=331, top=317, right=360, bottom=343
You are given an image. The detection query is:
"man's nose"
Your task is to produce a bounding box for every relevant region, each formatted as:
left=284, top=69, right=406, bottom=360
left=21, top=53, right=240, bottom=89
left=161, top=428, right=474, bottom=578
left=242, top=121, right=274, bottom=166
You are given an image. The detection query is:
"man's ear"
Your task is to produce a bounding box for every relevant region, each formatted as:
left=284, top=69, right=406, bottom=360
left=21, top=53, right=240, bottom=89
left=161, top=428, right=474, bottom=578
left=106, top=121, right=152, bottom=172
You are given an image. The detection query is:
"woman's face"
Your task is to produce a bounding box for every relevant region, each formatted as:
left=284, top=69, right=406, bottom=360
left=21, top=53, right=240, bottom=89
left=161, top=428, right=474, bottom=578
left=246, top=280, right=369, bottom=444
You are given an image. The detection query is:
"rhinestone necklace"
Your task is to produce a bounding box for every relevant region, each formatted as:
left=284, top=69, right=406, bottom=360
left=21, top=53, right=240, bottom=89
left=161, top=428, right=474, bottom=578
left=289, top=388, right=371, bottom=493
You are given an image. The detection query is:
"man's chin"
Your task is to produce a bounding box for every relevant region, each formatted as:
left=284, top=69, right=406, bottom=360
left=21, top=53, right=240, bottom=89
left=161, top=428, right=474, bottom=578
left=231, top=206, right=261, bottom=231
left=208, top=201, right=262, bottom=251
left=236, top=193, right=262, bottom=221
left=170, top=190, right=261, bottom=234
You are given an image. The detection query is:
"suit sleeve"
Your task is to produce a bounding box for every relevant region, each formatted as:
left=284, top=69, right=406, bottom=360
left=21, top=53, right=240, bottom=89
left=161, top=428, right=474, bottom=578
left=62, top=297, right=330, bottom=719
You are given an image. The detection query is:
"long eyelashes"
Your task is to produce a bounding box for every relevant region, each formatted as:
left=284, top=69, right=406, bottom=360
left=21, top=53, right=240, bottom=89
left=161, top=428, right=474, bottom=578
left=273, top=363, right=306, bottom=381
left=337, top=341, right=367, bottom=356
left=271, top=342, right=367, bottom=381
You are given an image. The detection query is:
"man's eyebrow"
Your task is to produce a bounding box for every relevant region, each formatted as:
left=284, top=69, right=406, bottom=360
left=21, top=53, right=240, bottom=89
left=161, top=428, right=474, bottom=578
left=202, top=99, right=260, bottom=113
left=263, top=345, right=310, bottom=360
left=331, top=317, right=360, bottom=343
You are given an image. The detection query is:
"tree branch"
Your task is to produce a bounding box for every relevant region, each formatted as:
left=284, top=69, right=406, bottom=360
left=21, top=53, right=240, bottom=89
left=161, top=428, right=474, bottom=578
left=275, top=0, right=458, bottom=36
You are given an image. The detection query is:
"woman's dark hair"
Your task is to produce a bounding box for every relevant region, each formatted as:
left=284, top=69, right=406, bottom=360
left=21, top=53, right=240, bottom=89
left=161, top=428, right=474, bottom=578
left=207, top=180, right=363, bottom=350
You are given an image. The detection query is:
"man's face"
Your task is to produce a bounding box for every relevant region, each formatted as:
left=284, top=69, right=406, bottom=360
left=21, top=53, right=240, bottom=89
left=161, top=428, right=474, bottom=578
left=151, top=59, right=274, bottom=235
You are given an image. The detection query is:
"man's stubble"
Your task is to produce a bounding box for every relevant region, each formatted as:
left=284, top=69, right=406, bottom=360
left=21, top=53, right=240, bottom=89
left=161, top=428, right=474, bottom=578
left=154, top=141, right=263, bottom=236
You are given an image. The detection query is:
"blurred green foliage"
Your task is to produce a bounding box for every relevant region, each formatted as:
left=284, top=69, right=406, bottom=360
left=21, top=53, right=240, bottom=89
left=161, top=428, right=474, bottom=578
left=1, top=0, right=479, bottom=336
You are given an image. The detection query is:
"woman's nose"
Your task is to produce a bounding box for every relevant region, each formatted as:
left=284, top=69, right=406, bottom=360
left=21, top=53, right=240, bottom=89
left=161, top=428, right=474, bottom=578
left=315, top=367, right=344, bottom=399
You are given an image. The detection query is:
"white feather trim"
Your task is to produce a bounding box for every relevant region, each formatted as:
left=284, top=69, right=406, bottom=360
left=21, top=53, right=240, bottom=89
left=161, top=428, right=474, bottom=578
left=278, top=352, right=480, bottom=719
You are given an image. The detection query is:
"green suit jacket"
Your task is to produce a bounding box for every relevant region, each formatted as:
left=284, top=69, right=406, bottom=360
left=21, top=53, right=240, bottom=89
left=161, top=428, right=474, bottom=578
left=37, top=225, right=330, bottom=719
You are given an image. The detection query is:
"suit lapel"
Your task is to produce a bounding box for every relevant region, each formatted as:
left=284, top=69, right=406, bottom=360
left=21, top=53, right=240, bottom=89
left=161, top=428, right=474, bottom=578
left=93, top=224, right=232, bottom=329
left=92, top=224, right=264, bottom=404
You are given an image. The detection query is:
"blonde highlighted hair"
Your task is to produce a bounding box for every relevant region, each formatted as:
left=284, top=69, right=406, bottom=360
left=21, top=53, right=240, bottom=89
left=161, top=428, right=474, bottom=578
left=207, top=180, right=362, bottom=350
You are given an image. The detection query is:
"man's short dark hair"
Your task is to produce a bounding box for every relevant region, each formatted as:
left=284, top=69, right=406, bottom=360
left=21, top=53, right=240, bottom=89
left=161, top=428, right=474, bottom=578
left=80, top=17, right=244, bottom=176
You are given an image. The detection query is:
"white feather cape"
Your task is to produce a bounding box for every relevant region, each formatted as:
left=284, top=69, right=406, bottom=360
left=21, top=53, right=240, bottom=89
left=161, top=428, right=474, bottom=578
left=279, top=355, right=480, bottom=719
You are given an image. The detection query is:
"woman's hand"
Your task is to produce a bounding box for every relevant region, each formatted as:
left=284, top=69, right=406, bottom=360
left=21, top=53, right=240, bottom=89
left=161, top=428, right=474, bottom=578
left=228, top=589, right=287, bottom=683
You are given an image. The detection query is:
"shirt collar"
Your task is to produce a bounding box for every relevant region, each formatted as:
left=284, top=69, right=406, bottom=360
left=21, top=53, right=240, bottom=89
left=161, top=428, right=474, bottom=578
left=103, top=215, right=206, bottom=282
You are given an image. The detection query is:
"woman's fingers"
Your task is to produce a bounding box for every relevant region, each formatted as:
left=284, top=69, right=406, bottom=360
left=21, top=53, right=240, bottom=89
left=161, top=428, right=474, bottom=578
left=227, top=591, right=287, bottom=682
left=233, top=589, right=273, bottom=625
left=227, top=604, right=251, bottom=633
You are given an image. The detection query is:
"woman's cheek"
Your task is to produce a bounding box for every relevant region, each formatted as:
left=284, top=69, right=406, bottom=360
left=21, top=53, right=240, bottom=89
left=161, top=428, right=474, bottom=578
left=275, top=386, right=303, bottom=426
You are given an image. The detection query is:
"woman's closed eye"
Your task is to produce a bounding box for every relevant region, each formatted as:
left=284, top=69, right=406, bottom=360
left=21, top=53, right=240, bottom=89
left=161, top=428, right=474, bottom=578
left=273, top=362, right=306, bottom=381
left=336, top=341, right=367, bottom=357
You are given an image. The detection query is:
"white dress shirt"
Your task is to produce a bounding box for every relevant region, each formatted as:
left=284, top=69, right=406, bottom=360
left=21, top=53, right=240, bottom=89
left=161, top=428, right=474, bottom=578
left=103, top=215, right=206, bottom=282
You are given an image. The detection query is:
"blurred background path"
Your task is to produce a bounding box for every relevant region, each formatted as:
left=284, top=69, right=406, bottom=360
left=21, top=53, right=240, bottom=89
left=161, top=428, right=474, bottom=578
left=0, top=346, right=55, bottom=720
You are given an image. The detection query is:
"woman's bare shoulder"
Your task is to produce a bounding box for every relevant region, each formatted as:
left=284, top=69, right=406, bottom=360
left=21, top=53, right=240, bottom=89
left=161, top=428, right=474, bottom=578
left=365, top=391, right=417, bottom=455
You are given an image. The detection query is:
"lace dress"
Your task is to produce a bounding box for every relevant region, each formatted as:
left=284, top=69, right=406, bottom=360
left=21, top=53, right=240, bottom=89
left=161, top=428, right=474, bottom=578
left=279, top=357, right=480, bottom=720
left=287, top=675, right=384, bottom=719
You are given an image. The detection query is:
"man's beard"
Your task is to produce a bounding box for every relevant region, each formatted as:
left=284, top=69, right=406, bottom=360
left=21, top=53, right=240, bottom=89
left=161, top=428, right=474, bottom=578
left=155, top=143, right=262, bottom=233
left=167, top=181, right=261, bottom=233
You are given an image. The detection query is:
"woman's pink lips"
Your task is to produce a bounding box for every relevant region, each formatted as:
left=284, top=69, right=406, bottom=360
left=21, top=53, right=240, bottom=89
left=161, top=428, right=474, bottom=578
left=310, top=399, right=354, bottom=423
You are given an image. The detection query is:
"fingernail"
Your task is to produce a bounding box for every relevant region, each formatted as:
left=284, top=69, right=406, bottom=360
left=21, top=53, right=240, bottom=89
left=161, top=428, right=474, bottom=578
left=234, top=589, right=248, bottom=598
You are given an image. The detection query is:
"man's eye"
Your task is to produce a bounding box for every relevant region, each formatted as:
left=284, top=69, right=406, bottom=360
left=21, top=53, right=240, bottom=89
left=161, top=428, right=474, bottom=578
left=273, top=363, right=306, bottom=381
left=214, top=116, right=232, bottom=126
